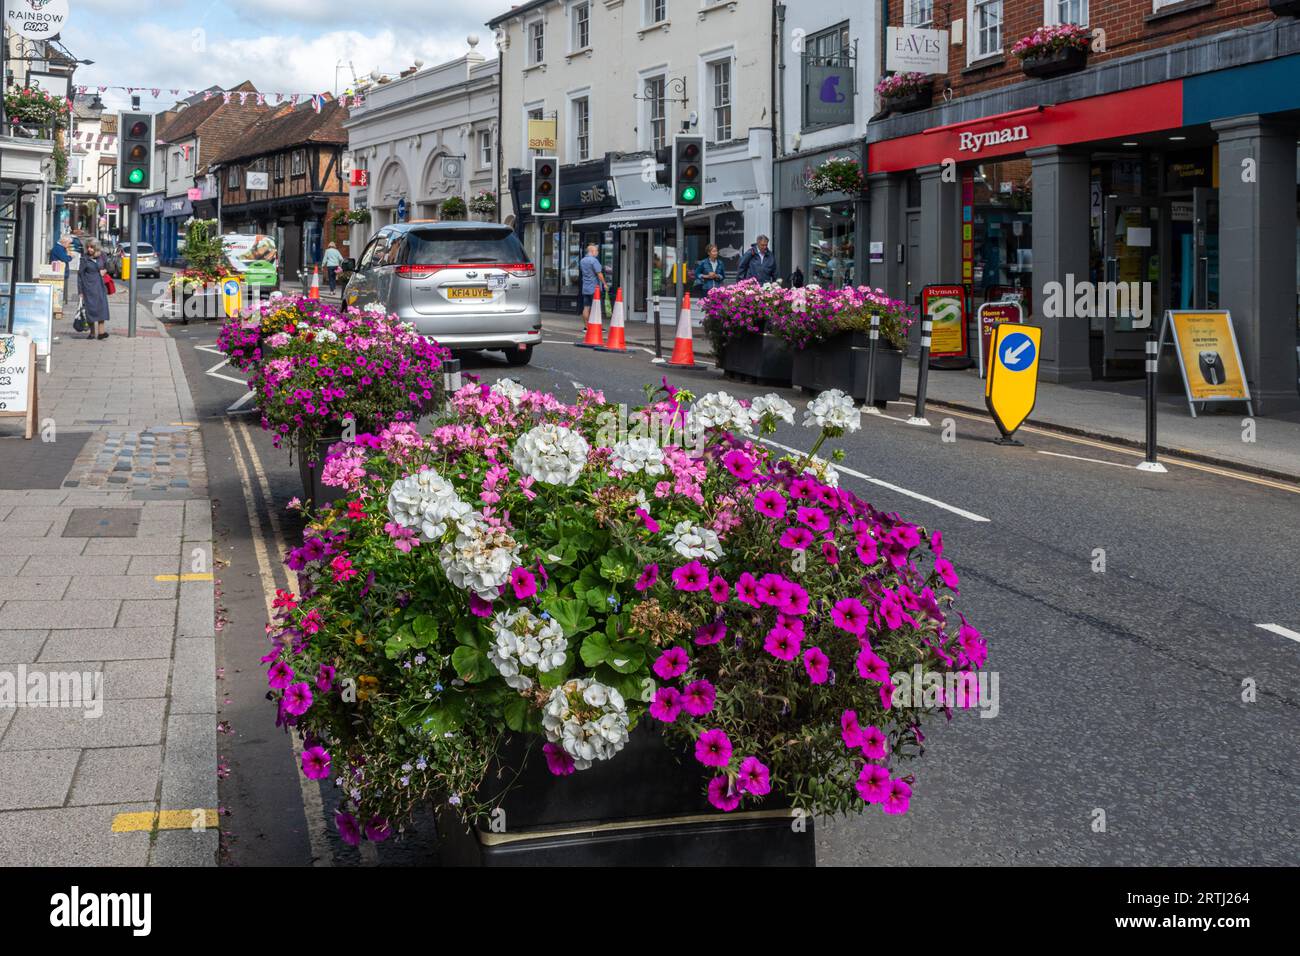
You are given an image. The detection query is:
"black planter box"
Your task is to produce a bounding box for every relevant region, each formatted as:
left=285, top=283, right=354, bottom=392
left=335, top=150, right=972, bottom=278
left=1269, top=0, right=1300, bottom=15
left=296, top=435, right=349, bottom=508
left=791, top=332, right=904, bottom=407
left=437, top=725, right=815, bottom=866
left=720, top=332, right=794, bottom=385
left=884, top=86, right=932, bottom=114
left=172, top=285, right=221, bottom=324
left=1020, top=45, right=1088, bottom=79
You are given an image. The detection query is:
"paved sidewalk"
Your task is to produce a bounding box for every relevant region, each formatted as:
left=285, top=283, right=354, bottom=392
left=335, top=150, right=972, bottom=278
left=0, top=286, right=217, bottom=865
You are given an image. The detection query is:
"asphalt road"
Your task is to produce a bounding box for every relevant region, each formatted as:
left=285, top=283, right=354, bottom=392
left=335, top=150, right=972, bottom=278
left=155, top=288, right=1300, bottom=866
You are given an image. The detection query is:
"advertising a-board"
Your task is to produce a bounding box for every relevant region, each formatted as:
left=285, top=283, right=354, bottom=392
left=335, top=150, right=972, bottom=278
left=922, top=285, right=969, bottom=363
left=1164, top=310, right=1253, bottom=417
left=222, top=234, right=279, bottom=288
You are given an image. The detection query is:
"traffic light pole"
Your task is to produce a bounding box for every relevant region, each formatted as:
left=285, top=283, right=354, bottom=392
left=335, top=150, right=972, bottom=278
left=675, top=208, right=684, bottom=334
left=127, top=197, right=139, bottom=339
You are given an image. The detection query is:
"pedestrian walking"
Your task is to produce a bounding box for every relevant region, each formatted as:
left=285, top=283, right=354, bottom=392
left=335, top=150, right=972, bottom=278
left=321, top=241, right=344, bottom=295
left=50, top=235, right=73, bottom=303
left=736, top=235, right=778, bottom=283
left=579, top=243, right=607, bottom=326
left=694, top=244, right=726, bottom=294
left=78, top=238, right=111, bottom=340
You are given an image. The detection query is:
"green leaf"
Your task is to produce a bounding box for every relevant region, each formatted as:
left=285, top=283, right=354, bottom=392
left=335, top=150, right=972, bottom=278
left=605, top=641, right=644, bottom=674
left=544, top=596, right=596, bottom=638
left=403, top=693, right=466, bottom=735
left=502, top=695, right=532, bottom=733
left=412, top=614, right=437, bottom=640
left=580, top=631, right=611, bottom=668
left=383, top=624, right=417, bottom=660
left=451, top=645, right=494, bottom=683
left=576, top=564, right=610, bottom=610
left=454, top=617, right=486, bottom=650
left=538, top=657, right=573, bottom=689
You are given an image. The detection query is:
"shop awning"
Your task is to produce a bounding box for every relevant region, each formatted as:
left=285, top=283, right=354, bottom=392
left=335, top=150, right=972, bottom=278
left=572, top=203, right=731, bottom=231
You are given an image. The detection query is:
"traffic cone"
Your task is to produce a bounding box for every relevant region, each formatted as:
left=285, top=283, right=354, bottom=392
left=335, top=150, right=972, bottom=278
left=308, top=266, right=321, bottom=300
left=666, top=293, right=702, bottom=369
left=577, top=285, right=604, bottom=348
left=597, top=288, right=630, bottom=354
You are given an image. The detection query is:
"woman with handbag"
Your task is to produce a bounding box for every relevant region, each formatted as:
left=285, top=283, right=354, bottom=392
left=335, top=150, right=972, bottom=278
left=78, top=239, right=111, bottom=340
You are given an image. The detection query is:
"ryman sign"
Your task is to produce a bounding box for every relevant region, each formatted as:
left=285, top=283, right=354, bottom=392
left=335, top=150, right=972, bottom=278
left=885, top=26, right=947, bottom=75
left=958, top=124, right=1030, bottom=154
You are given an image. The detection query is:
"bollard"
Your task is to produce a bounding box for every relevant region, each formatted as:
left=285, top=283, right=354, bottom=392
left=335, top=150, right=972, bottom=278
left=1137, top=334, right=1167, bottom=473
left=908, top=316, right=933, bottom=426
left=651, top=295, right=665, bottom=364
left=442, top=357, right=463, bottom=411
left=862, top=311, right=882, bottom=415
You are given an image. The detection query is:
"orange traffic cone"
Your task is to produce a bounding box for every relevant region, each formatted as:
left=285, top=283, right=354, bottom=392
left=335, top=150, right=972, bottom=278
left=308, top=266, right=321, bottom=300
left=666, top=293, right=702, bottom=368
left=577, top=285, right=604, bottom=348
left=598, top=288, right=630, bottom=354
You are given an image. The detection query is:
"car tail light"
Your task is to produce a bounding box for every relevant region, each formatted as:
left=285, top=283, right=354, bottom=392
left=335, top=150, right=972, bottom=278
left=396, top=263, right=534, bottom=278
left=395, top=264, right=446, bottom=278
left=503, top=263, right=535, bottom=277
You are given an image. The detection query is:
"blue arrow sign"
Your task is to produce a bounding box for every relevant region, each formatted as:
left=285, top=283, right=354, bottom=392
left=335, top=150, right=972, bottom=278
left=999, top=331, right=1036, bottom=372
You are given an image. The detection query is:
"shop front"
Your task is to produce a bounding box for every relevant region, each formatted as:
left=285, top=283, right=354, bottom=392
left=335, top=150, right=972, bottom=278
left=774, top=142, right=867, bottom=290
left=510, top=158, right=616, bottom=314
left=161, top=195, right=193, bottom=266
left=137, top=193, right=165, bottom=260
left=867, top=68, right=1300, bottom=411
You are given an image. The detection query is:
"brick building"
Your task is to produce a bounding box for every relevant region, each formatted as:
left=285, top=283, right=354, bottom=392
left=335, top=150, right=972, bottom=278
left=866, top=0, right=1300, bottom=412
left=209, top=97, right=350, bottom=279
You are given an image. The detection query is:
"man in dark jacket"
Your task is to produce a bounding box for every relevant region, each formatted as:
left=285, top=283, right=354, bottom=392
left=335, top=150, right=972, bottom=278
left=736, top=235, right=777, bottom=283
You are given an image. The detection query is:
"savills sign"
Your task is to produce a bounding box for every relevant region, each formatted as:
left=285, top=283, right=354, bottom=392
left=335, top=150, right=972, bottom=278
left=958, top=125, right=1029, bottom=154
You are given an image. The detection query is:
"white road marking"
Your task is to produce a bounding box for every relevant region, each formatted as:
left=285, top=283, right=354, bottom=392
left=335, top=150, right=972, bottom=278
left=1256, top=623, right=1300, bottom=645
left=760, top=438, right=991, bottom=523
left=1037, top=450, right=1131, bottom=469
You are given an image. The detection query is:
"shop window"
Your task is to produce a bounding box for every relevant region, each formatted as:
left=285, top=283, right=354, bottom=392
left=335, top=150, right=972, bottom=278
left=969, top=160, right=1033, bottom=312
left=968, top=0, right=1003, bottom=62
left=807, top=203, right=856, bottom=289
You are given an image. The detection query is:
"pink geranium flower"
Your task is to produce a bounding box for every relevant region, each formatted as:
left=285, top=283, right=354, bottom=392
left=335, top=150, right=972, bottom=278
left=649, top=686, right=683, bottom=722
left=695, top=728, right=733, bottom=768
left=737, top=756, right=771, bottom=796
left=803, top=646, right=830, bottom=684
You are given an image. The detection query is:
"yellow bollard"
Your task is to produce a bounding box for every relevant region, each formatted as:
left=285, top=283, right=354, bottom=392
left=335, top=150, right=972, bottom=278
left=120, top=255, right=131, bottom=281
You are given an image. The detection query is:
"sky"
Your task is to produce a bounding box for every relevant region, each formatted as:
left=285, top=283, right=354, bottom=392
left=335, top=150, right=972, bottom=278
left=58, top=0, right=508, bottom=110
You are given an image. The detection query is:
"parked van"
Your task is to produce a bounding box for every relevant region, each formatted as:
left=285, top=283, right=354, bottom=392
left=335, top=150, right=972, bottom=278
left=222, top=234, right=279, bottom=289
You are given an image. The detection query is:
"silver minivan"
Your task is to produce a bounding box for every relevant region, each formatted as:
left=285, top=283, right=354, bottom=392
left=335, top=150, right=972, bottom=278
left=343, top=222, right=541, bottom=366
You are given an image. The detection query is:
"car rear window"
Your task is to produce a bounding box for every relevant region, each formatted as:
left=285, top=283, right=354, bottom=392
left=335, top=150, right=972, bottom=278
left=401, top=229, right=528, bottom=266
left=134, top=244, right=155, bottom=253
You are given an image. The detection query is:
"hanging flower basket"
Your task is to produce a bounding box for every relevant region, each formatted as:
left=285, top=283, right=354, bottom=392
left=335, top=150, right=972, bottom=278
left=440, top=196, right=468, bottom=220
left=876, top=73, right=932, bottom=114
left=1014, top=24, right=1091, bottom=78
left=805, top=156, right=865, bottom=198
left=468, top=190, right=497, bottom=216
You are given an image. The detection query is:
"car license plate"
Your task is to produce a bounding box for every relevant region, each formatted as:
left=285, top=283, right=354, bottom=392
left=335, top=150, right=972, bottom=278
left=487, top=274, right=507, bottom=290
left=448, top=287, right=493, bottom=300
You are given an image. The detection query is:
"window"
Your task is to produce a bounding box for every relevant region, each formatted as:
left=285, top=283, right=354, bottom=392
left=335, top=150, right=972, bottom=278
left=645, top=0, right=667, bottom=26
left=227, top=166, right=239, bottom=188
left=479, top=129, right=492, bottom=168
left=807, top=23, right=850, bottom=67
left=274, top=154, right=285, bottom=181
left=573, top=96, right=590, bottom=162
left=710, top=59, right=732, bottom=142
left=170, top=152, right=179, bottom=177
left=291, top=150, right=306, bottom=176
left=645, top=75, right=666, bottom=150
left=905, top=0, right=934, bottom=27
left=529, top=20, right=545, bottom=65
left=970, top=0, right=1003, bottom=60
left=572, top=1, right=590, bottom=50
left=1046, top=0, right=1087, bottom=24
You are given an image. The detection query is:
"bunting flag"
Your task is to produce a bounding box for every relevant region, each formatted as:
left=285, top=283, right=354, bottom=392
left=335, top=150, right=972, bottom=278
left=72, top=84, right=365, bottom=109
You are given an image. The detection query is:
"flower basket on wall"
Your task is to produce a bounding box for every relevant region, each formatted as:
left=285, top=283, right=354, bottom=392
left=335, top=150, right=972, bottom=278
left=1014, top=24, right=1091, bottom=79
left=875, top=73, right=933, bottom=115
left=468, top=190, right=497, bottom=218
left=805, top=156, right=865, bottom=198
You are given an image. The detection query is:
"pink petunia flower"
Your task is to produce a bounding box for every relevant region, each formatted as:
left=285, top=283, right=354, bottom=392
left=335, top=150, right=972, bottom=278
left=469, top=593, right=494, bottom=618
left=723, top=450, right=757, bottom=481
left=511, top=566, right=538, bottom=600
left=267, top=659, right=294, bottom=690
left=735, top=572, right=761, bottom=607
left=635, top=563, right=660, bottom=592
left=365, top=816, right=392, bottom=842
left=803, top=646, right=830, bottom=684
left=934, top=557, right=959, bottom=591
left=336, top=811, right=361, bottom=845
left=707, top=775, right=741, bottom=811
left=856, top=764, right=891, bottom=804
left=283, top=681, right=314, bottom=716
left=764, top=625, right=801, bottom=661
left=882, top=777, right=912, bottom=815
left=672, top=561, right=710, bottom=592
left=822, top=541, right=840, bottom=565
left=753, top=489, right=787, bottom=519
left=755, top=573, right=792, bottom=607
left=708, top=575, right=730, bottom=604
left=780, top=583, right=810, bottom=616
left=859, top=724, right=888, bottom=760
left=653, top=646, right=689, bottom=679
left=832, top=598, right=870, bottom=636
left=841, top=709, right=865, bottom=749
left=649, top=686, right=683, bottom=722
left=300, top=746, right=331, bottom=779
left=695, top=728, right=733, bottom=768
left=796, top=507, right=830, bottom=532
left=681, top=679, right=716, bottom=716
left=694, top=618, right=727, bottom=645
left=780, top=526, right=815, bottom=550
left=634, top=507, right=660, bottom=533
left=316, top=664, right=336, bottom=692
left=543, top=741, right=576, bottom=776
left=856, top=649, right=891, bottom=683
left=737, top=756, right=771, bottom=796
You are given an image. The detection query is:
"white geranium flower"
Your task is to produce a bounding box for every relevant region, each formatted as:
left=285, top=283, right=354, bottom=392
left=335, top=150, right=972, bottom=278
left=610, top=435, right=666, bottom=476
left=315, top=328, right=338, bottom=343
left=487, top=607, right=567, bottom=691
left=511, top=424, right=591, bottom=486
left=665, top=520, right=725, bottom=562
left=749, top=393, right=796, bottom=426
left=387, top=469, right=476, bottom=540
left=543, top=678, right=629, bottom=770
left=691, top=391, right=753, bottom=433
left=803, top=389, right=861, bottom=434
left=490, top=377, right=528, bottom=406
left=438, top=520, right=521, bottom=599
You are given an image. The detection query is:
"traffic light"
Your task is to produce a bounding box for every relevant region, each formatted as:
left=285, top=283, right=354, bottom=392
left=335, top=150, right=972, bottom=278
left=532, top=156, right=559, bottom=217
left=117, top=112, right=155, bottom=193
left=654, top=145, right=671, bottom=187
left=672, top=134, right=704, bottom=209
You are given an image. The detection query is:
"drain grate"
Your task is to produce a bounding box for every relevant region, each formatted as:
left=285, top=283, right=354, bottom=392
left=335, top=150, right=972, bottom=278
left=62, top=508, right=141, bottom=538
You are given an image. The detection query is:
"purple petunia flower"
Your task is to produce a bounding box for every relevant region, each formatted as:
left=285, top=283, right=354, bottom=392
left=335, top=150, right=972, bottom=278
left=737, top=756, right=771, bottom=796
left=856, top=764, right=891, bottom=804
left=635, top=563, right=660, bottom=592
left=803, top=646, right=830, bottom=684
left=753, top=489, right=787, bottom=519
left=543, top=742, right=576, bottom=776
left=882, top=777, right=912, bottom=815
left=649, top=686, right=683, bottom=722
left=300, top=746, right=331, bottom=780
left=653, top=646, right=689, bottom=680
left=695, top=728, right=733, bottom=768
left=695, top=618, right=727, bottom=645
left=681, top=679, right=716, bottom=717
left=267, top=659, right=295, bottom=690
left=283, top=681, right=313, bottom=716
left=336, top=811, right=361, bottom=845
left=672, top=561, right=710, bottom=592
left=708, top=575, right=730, bottom=604
left=707, top=775, right=741, bottom=812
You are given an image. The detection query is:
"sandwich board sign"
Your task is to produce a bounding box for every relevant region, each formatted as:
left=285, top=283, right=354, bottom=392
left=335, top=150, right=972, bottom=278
left=977, top=300, right=1022, bottom=379
left=0, top=332, right=38, bottom=440
left=984, top=323, right=1042, bottom=445
left=1162, top=310, right=1253, bottom=418
left=923, top=284, right=972, bottom=370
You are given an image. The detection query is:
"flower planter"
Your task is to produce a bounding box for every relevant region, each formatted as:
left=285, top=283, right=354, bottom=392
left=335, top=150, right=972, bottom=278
left=296, top=434, right=349, bottom=508
left=884, top=86, right=932, bottom=114
left=1269, top=0, right=1300, bottom=15
left=436, top=725, right=815, bottom=866
left=1021, top=45, right=1088, bottom=79
left=720, top=332, right=794, bottom=386
left=791, top=332, right=904, bottom=408
left=172, top=284, right=220, bottom=324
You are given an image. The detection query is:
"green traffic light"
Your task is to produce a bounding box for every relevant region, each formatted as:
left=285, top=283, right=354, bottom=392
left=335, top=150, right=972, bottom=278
left=680, top=186, right=697, bottom=202
left=538, top=197, right=553, bottom=211
left=128, top=168, right=145, bottom=185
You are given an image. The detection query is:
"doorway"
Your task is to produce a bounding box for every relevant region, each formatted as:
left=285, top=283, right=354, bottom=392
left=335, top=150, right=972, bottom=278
left=904, top=211, right=921, bottom=309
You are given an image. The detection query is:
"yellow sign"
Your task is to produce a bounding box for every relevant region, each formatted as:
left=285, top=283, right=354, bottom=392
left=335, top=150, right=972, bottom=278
left=984, top=323, right=1042, bottom=440
left=528, top=119, right=557, bottom=152
left=221, top=277, right=245, bottom=318
left=1166, top=310, right=1252, bottom=415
